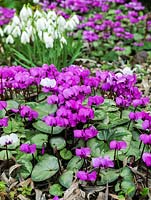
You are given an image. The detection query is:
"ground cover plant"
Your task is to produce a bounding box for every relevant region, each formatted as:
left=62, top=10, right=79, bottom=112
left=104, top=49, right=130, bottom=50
left=0, top=0, right=151, bottom=200
left=0, top=64, right=151, bottom=200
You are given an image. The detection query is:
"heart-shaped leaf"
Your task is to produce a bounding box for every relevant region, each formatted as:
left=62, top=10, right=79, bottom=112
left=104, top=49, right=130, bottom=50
left=59, top=171, right=73, bottom=188
left=31, top=155, right=59, bottom=181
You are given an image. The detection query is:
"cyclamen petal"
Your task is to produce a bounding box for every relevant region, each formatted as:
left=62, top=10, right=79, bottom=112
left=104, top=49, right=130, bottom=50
left=75, top=147, right=91, bottom=158
left=142, top=152, right=151, bottom=167
left=20, top=144, right=36, bottom=154
left=0, top=101, right=7, bottom=110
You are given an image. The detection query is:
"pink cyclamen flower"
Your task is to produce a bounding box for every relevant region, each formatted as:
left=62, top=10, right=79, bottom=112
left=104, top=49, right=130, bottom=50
left=76, top=171, right=97, bottom=182
left=75, top=147, right=91, bottom=158
left=142, top=152, right=151, bottom=167
left=20, top=144, right=36, bottom=154
left=88, top=96, right=104, bottom=106
left=0, top=101, right=7, bottom=110
left=92, top=156, right=114, bottom=168
left=139, top=134, right=151, bottom=145
left=110, top=140, right=127, bottom=150
left=0, top=117, right=8, bottom=127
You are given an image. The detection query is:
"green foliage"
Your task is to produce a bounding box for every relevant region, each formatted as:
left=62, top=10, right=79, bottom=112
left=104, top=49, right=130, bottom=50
left=31, top=155, right=59, bottom=181
left=49, top=184, right=64, bottom=196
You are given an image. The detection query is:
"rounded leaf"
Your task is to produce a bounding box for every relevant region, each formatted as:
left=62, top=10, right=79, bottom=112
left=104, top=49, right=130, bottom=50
left=59, top=171, right=73, bottom=188
left=31, top=155, right=59, bottom=182
left=50, top=137, right=66, bottom=150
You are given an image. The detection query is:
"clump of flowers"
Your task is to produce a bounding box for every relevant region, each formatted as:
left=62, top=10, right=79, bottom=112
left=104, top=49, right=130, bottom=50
left=2, top=5, right=79, bottom=48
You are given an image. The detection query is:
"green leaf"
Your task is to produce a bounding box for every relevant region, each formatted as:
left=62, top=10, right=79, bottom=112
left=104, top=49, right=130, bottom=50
left=31, top=134, right=48, bottom=149
left=0, top=150, right=12, bottom=160
left=50, top=137, right=66, bottom=150
left=6, top=100, right=19, bottom=110
left=134, top=33, right=144, bottom=41
left=34, top=103, right=57, bottom=119
left=120, top=167, right=133, bottom=181
left=94, top=110, right=106, bottom=121
left=17, top=160, right=33, bottom=179
left=33, top=121, right=64, bottom=134
left=60, top=148, right=72, bottom=160
left=31, top=155, right=59, bottom=182
left=121, top=180, right=136, bottom=197
left=67, top=156, right=84, bottom=171
left=3, top=118, right=24, bottom=134
left=87, top=138, right=105, bottom=157
left=59, top=171, right=73, bottom=188
left=49, top=184, right=63, bottom=196
left=97, top=169, right=120, bottom=185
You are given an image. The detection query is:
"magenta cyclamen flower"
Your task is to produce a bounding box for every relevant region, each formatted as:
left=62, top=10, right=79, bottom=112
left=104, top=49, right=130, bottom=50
left=139, top=134, right=151, bottom=145
left=0, top=101, right=7, bottom=110
left=20, top=105, right=38, bottom=121
left=92, top=156, right=114, bottom=168
left=88, top=96, right=104, bottom=106
left=142, top=152, right=151, bottom=167
left=20, top=144, right=36, bottom=154
left=76, top=171, right=97, bottom=181
left=110, top=140, right=127, bottom=150
left=74, top=126, right=98, bottom=140
left=0, top=117, right=8, bottom=127
left=75, top=147, right=91, bottom=158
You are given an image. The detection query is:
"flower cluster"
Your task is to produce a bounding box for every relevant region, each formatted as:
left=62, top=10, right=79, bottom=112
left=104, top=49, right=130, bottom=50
left=0, top=7, right=15, bottom=27
left=2, top=5, right=79, bottom=48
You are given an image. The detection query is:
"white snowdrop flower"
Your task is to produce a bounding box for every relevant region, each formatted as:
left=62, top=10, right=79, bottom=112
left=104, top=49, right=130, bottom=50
left=57, top=16, right=66, bottom=32
left=20, top=5, right=32, bottom=21
left=21, top=31, right=30, bottom=44
left=47, top=11, right=57, bottom=21
left=47, top=26, right=55, bottom=35
left=122, top=67, right=133, bottom=75
left=36, top=17, right=47, bottom=31
left=38, top=30, right=43, bottom=40
left=4, top=25, right=13, bottom=34
left=71, top=15, right=79, bottom=25
left=60, top=36, right=67, bottom=48
left=34, top=10, right=42, bottom=19
left=12, top=26, right=21, bottom=37
left=0, top=133, right=19, bottom=146
left=33, top=0, right=39, bottom=3
left=12, top=15, right=20, bottom=25
left=6, top=35, right=14, bottom=44
left=43, top=32, right=54, bottom=48
left=40, top=78, right=56, bottom=88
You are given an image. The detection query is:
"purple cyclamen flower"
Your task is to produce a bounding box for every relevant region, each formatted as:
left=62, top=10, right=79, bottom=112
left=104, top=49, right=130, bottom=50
left=110, top=140, right=127, bottom=150
left=76, top=171, right=97, bottom=182
left=142, top=120, right=150, bottom=130
left=20, top=144, right=36, bottom=154
left=74, top=126, right=98, bottom=141
left=92, top=156, right=114, bottom=168
left=0, top=101, right=7, bottom=110
left=142, top=152, right=151, bottom=167
left=75, top=147, right=91, bottom=158
left=139, top=134, right=151, bottom=145
left=53, top=196, right=59, bottom=200
left=88, top=96, right=104, bottom=106
left=0, top=117, right=8, bottom=127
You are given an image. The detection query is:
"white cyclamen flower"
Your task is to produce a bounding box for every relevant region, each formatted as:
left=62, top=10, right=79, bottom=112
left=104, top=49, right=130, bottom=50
left=0, top=133, right=19, bottom=146
left=6, top=35, right=14, bottom=44
left=21, top=31, right=30, bottom=44
left=40, top=78, right=56, bottom=88
left=122, top=67, right=133, bottom=75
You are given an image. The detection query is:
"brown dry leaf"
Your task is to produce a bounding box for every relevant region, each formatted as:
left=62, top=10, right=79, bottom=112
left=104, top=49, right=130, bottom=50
left=9, top=164, right=21, bottom=177
left=9, top=181, right=18, bottom=190
left=35, top=189, right=47, bottom=200
left=18, top=194, right=30, bottom=200
left=1, top=172, right=9, bottom=184
left=96, top=192, right=105, bottom=200
left=18, top=178, right=33, bottom=188
left=109, top=193, right=122, bottom=200
left=142, top=76, right=150, bottom=96
left=63, top=181, right=85, bottom=200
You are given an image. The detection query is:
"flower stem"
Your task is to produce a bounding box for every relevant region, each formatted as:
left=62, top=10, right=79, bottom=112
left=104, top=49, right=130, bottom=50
left=5, top=145, right=9, bottom=167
